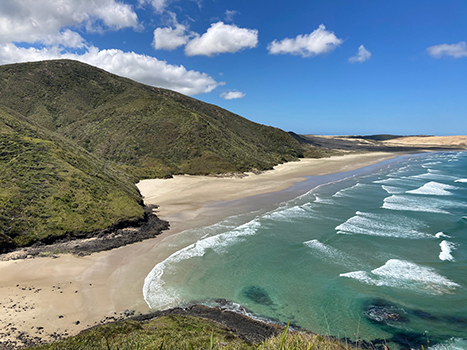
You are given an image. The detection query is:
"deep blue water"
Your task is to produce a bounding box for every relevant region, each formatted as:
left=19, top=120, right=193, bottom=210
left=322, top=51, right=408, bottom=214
left=144, top=152, right=467, bottom=349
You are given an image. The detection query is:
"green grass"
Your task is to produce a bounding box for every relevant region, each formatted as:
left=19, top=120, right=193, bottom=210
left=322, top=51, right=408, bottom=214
left=0, top=59, right=326, bottom=250
left=0, top=60, right=319, bottom=179
left=0, top=106, right=144, bottom=251
left=28, top=316, right=356, bottom=350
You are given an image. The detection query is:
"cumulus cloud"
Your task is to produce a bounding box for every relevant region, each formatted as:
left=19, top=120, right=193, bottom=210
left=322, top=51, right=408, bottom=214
left=0, top=43, right=223, bottom=95
left=267, top=24, right=342, bottom=57
left=41, top=29, right=86, bottom=49
left=0, top=0, right=139, bottom=47
left=152, top=12, right=196, bottom=51
left=153, top=24, right=195, bottom=50
left=220, top=90, right=246, bottom=100
left=349, top=45, right=371, bottom=63
left=426, top=42, right=467, bottom=58
left=185, top=22, right=258, bottom=57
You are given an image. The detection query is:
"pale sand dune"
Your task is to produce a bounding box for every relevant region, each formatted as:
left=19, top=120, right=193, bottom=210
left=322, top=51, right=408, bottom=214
left=383, top=135, right=467, bottom=147
left=0, top=152, right=401, bottom=346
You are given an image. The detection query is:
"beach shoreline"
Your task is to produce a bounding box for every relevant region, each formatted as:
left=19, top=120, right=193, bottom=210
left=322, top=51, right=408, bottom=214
left=0, top=151, right=407, bottom=347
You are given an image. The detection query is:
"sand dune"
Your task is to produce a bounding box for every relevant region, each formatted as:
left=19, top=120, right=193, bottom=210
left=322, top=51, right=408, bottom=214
left=383, top=135, right=467, bottom=147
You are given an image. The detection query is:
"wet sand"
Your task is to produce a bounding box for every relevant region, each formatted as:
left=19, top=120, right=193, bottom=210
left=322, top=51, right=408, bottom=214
left=0, top=152, right=402, bottom=347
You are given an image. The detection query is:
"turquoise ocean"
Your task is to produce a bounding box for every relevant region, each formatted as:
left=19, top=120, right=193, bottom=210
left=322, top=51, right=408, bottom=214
left=144, top=152, right=467, bottom=350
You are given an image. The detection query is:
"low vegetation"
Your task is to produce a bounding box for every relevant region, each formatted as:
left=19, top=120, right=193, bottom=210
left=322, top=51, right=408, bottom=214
left=0, top=59, right=326, bottom=251
left=0, top=106, right=144, bottom=251
left=28, top=316, right=356, bottom=350
left=0, top=60, right=320, bottom=179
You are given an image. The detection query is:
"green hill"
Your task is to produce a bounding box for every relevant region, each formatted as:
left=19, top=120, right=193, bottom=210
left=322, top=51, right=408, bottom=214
left=0, top=105, right=144, bottom=252
left=0, top=59, right=322, bottom=252
left=0, top=59, right=312, bottom=178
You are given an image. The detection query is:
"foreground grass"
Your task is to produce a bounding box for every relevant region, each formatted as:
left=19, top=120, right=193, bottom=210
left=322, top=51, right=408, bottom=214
left=29, top=316, right=355, bottom=350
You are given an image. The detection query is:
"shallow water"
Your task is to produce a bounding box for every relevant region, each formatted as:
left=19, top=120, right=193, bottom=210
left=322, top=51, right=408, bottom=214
left=144, top=152, right=467, bottom=350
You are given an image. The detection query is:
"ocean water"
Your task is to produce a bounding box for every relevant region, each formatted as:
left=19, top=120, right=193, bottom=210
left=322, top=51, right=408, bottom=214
left=144, top=152, right=467, bottom=350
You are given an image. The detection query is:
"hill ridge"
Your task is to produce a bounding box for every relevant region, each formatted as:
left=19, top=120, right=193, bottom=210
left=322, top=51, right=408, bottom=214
left=0, top=59, right=313, bottom=178
left=0, top=59, right=318, bottom=252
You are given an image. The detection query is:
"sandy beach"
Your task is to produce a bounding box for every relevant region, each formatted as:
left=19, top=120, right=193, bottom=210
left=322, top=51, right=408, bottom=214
left=0, top=152, right=402, bottom=347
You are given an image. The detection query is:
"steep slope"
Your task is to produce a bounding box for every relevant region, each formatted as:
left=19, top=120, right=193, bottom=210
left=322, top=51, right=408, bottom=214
left=0, top=106, right=145, bottom=252
left=0, top=60, right=309, bottom=178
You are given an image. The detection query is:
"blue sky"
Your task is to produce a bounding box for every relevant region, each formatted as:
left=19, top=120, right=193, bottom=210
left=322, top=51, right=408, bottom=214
left=0, top=0, right=465, bottom=135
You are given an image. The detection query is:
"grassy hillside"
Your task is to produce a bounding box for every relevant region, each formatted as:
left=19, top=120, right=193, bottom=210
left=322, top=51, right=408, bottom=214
left=0, top=59, right=324, bottom=251
left=28, top=315, right=355, bottom=350
left=0, top=106, right=144, bottom=251
left=0, top=60, right=312, bottom=178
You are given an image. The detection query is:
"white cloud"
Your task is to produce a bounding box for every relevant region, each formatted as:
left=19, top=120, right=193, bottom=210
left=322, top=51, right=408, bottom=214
left=349, top=45, right=371, bottom=63
left=0, top=43, right=223, bottom=95
left=267, top=24, right=343, bottom=57
left=152, top=12, right=196, bottom=51
left=225, top=10, right=238, bottom=22
left=153, top=24, right=194, bottom=50
left=139, top=0, right=170, bottom=13
left=185, top=22, right=258, bottom=57
left=0, top=0, right=139, bottom=47
left=426, top=42, right=467, bottom=58
left=41, top=29, right=86, bottom=49
left=220, top=90, right=246, bottom=100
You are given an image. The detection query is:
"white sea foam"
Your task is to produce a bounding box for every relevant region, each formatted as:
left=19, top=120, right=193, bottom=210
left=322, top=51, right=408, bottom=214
left=429, top=338, right=467, bottom=350
left=340, top=259, right=460, bottom=295
left=303, top=239, right=362, bottom=267
left=143, top=219, right=261, bottom=310
left=382, top=195, right=458, bottom=214
left=332, top=183, right=373, bottom=198
left=373, top=177, right=422, bottom=187
left=336, top=211, right=429, bottom=239
left=314, top=195, right=335, bottom=205
left=435, top=232, right=451, bottom=238
left=410, top=172, right=458, bottom=182
left=406, top=181, right=458, bottom=196
left=304, top=239, right=340, bottom=257
left=455, top=178, right=467, bottom=183
left=262, top=205, right=310, bottom=222
left=439, top=240, right=457, bottom=261
left=381, top=185, right=405, bottom=194
left=421, top=161, right=442, bottom=168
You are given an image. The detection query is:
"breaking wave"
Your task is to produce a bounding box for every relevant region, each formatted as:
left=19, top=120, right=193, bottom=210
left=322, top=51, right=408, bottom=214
left=336, top=211, right=430, bottom=239
left=303, top=239, right=362, bottom=267
left=143, top=219, right=262, bottom=310
left=340, top=259, right=460, bottom=295
left=439, top=240, right=457, bottom=261
left=382, top=195, right=463, bottom=214
left=406, top=181, right=458, bottom=196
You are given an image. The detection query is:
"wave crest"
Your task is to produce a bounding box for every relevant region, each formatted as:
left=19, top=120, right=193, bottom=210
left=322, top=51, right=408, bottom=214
left=340, top=259, right=460, bottom=295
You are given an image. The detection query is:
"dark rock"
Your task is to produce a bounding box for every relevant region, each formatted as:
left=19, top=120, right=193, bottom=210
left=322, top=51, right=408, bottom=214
left=364, top=300, right=409, bottom=325
left=1, top=205, right=169, bottom=259
left=215, top=298, right=229, bottom=307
